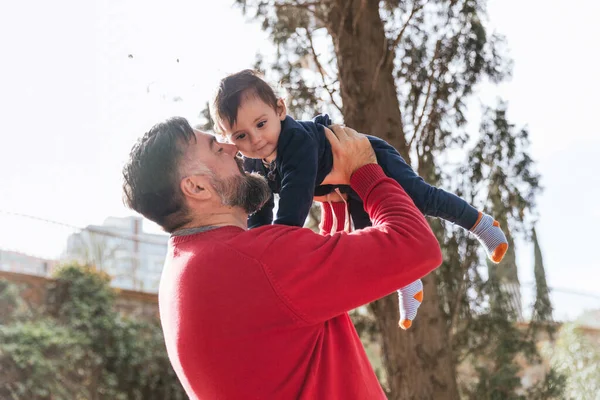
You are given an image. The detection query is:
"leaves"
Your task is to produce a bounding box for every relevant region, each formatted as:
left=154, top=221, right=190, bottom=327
left=0, top=263, right=186, bottom=399
left=543, top=322, right=599, bottom=400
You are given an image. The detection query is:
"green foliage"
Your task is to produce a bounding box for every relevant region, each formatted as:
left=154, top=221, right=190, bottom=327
left=524, top=368, right=568, bottom=400
left=449, top=105, right=560, bottom=398
left=466, top=103, right=541, bottom=227
left=454, top=270, right=565, bottom=400
left=458, top=273, right=536, bottom=399
left=197, top=101, right=215, bottom=132
left=530, top=228, right=554, bottom=331
left=0, top=319, right=94, bottom=400
left=0, top=263, right=186, bottom=399
left=544, top=322, right=600, bottom=400
left=48, top=265, right=116, bottom=340
left=0, top=279, right=21, bottom=323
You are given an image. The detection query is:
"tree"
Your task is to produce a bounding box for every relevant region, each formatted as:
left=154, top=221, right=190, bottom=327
left=68, top=232, right=123, bottom=273
left=196, top=101, right=215, bottom=132
left=448, top=104, right=561, bottom=399
left=231, top=1, right=563, bottom=398
left=530, top=228, right=553, bottom=326
left=544, top=321, right=600, bottom=400
left=66, top=228, right=152, bottom=292
left=0, top=264, right=186, bottom=399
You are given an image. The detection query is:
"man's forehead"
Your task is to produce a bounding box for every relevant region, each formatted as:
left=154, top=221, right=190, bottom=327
left=180, top=130, right=214, bottom=172
left=192, top=129, right=219, bottom=145
left=193, top=129, right=212, bottom=140
left=182, top=130, right=212, bottom=156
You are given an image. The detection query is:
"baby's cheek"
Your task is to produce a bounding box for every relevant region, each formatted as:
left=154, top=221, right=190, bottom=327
left=238, top=149, right=255, bottom=159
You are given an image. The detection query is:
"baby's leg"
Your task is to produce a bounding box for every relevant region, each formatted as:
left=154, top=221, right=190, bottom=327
left=368, top=136, right=508, bottom=263
left=367, top=136, right=478, bottom=228
left=397, top=280, right=423, bottom=330
left=349, top=194, right=424, bottom=330
left=348, top=193, right=370, bottom=230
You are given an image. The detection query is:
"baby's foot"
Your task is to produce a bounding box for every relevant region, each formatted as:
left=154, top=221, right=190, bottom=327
left=471, top=212, right=509, bottom=263
left=398, top=279, right=424, bottom=330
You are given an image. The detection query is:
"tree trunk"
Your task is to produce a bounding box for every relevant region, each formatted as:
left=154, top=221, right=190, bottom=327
left=327, top=0, right=409, bottom=159
left=326, top=1, right=459, bottom=398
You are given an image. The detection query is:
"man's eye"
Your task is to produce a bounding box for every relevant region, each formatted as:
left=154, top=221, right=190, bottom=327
left=218, top=147, right=224, bottom=153
left=257, top=121, right=266, bottom=128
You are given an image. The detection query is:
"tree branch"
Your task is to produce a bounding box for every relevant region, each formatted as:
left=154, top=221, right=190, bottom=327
left=273, top=1, right=323, bottom=22
left=336, top=0, right=353, bottom=39
left=408, top=39, right=442, bottom=148
left=449, top=256, right=475, bottom=346
left=409, top=25, right=464, bottom=150
left=306, top=30, right=343, bottom=113
left=390, top=2, right=424, bottom=53
left=370, top=2, right=423, bottom=93
left=410, top=11, right=468, bottom=150
left=352, top=0, right=367, bottom=34
left=274, top=0, right=322, bottom=9
left=370, top=34, right=391, bottom=94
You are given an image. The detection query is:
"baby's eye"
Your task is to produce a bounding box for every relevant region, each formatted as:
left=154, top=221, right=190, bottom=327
left=236, top=133, right=246, bottom=140
left=257, top=121, right=266, bottom=128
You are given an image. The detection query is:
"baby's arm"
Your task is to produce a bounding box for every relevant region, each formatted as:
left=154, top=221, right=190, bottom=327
left=274, top=129, right=319, bottom=227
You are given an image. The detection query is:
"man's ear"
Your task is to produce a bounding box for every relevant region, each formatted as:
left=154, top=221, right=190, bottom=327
left=277, top=98, right=287, bottom=121
left=180, top=175, right=212, bottom=201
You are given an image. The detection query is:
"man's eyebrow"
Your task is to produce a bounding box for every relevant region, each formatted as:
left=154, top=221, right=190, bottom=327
left=209, top=136, right=217, bottom=151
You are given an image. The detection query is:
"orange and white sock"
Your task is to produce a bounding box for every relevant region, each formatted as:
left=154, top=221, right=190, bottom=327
left=398, top=279, right=424, bottom=330
left=471, top=212, right=508, bottom=263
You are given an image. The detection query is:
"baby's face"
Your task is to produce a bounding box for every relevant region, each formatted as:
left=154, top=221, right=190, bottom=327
left=221, top=96, right=286, bottom=161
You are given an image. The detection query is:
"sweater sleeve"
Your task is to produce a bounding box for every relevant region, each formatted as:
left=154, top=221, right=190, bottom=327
left=273, top=128, right=319, bottom=227
left=259, top=164, right=443, bottom=324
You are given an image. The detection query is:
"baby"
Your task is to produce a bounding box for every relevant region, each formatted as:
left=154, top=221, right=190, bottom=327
left=210, top=70, right=508, bottom=329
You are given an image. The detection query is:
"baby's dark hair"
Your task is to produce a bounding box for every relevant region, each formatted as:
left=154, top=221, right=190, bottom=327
left=211, top=69, right=278, bottom=135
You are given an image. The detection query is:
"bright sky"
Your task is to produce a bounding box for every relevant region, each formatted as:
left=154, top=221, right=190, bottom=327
left=0, top=0, right=598, bottom=320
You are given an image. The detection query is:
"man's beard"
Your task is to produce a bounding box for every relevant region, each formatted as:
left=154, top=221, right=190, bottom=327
left=211, top=171, right=271, bottom=215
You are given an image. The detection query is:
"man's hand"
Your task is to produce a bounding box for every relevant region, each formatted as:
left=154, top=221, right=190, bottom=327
left=321, top=125, right=378, bottom=186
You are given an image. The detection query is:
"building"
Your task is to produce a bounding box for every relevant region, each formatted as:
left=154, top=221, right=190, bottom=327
left=0, top=249, right=58, bottom=276
left=65, top=216, right=168, bottom=293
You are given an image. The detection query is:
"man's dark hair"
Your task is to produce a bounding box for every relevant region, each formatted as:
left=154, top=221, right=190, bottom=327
left=211, top=69, right=278, bottom=134
left=122, top=117, right=196, bottom=233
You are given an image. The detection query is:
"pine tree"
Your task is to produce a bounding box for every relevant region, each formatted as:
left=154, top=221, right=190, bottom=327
left=530, top=227, right=554, bottom=334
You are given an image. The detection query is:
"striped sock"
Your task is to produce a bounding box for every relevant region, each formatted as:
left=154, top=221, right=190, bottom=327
left=398, top=279, right=424, bottom=330
left=471, top=212, right=509, bottom=264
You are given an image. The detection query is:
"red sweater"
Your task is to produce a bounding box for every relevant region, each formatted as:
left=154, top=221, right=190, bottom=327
left=159, top=164, right=442, bottom=399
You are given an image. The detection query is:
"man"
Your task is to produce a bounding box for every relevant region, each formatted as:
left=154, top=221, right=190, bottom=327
left=122, top=116, right=442, bottom=399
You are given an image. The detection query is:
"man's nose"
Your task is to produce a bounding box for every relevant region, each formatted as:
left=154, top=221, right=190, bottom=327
left=222, top=143, right=238, bottom=156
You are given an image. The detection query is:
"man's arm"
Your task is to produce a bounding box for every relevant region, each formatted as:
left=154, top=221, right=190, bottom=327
left=258, top=163, right=442, bottom=324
